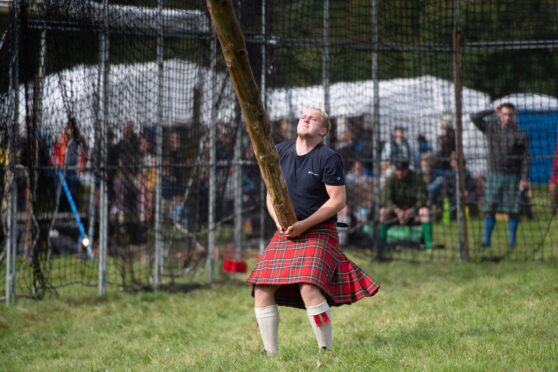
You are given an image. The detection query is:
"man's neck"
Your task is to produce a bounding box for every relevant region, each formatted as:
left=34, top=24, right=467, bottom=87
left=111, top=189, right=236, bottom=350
left=296, top=136, right=322, bottom=155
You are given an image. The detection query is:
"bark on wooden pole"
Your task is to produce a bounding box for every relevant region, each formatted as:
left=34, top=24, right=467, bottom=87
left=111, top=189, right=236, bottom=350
left=206, top=0, right=297, bottom=229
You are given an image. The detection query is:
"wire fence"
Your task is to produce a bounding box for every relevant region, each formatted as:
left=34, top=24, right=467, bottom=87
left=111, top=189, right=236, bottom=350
left=1, top=0, right=557, bottom=301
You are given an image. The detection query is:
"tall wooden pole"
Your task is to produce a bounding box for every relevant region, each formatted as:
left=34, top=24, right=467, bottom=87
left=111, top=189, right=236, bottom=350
left=206, top=0, right=297, bottom=229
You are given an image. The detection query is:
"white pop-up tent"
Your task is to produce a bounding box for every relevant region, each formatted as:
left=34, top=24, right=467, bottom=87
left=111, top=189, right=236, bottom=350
left=13, top=60, right=494, bottom=172
left=268, top=75, right=491, bottom=173
left=14, top=59, right=237, bottom=139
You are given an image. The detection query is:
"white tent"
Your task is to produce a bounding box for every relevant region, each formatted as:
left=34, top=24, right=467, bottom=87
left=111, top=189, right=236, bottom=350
left=14, top=59, right=237, bottom=144
left=14, top=61, right=495, bottom=173
left=493, top=93, right=558, bottom=111
left=268, top=75, right=491, bottom=174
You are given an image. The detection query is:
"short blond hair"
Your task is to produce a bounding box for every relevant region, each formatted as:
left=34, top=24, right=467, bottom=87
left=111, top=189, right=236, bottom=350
left=309, top=107, right=331, bottom=132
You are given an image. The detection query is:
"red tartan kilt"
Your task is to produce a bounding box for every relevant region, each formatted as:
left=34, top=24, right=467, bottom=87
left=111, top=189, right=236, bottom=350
left=247, top=223, right=380, bottom=309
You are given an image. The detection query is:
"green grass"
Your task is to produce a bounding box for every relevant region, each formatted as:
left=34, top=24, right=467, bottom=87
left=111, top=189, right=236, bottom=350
left=1, top=251, right=557, bottom=371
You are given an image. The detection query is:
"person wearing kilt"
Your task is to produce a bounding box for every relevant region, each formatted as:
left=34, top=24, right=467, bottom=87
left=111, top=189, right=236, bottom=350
left=247, top=108, right=380, bottom=355
left=471, top=103, right=530, bottom=248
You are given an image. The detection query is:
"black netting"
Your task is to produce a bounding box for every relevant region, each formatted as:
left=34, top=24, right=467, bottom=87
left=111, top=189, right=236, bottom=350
left=1, top=0, right=557, bottom=300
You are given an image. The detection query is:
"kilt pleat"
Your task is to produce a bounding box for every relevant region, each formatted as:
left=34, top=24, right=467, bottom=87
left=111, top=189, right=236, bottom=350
left=247, top=223, right=380, bottom=309
left=483, top=172, right=522, bottom=214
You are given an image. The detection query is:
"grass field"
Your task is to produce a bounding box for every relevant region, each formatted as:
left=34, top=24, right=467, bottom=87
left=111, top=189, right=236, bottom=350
left=1, top=250, right=557, bottom=371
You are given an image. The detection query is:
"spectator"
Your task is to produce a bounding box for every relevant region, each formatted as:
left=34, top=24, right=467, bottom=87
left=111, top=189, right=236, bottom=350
left=272, top=118, right=294, bottom=143
left=116, top=120, right=140, bottom=176
left=549, top=140, right=558, bottom=216
left=415, top=134, right=434, bottom=170
left=470, top=103, right=530, bottom=248
left=344, top=160, right=375, bottom=246
left=417, top=153, right=444, bottom=215
left=345, top=160, right=374, bottom=222
left=114, top=121, right=140, bottom=220
left=110, top=157, right=135, bottom=223
left=434, top=116, right=456, bottom=170
left=379, top=159, right=433, bottom=250
left=53, top=118, right=87, bottom=211
left=137, top=135, right=155, bottom=223
left=443, top=154, right=479, bottom=219
left=162, top=129, right=190, bottom=224
left=380, top=126, right=413, bottom=168
left=336, top=120, right=366, bottom=170
left=164, top=129, right=186, bottom=191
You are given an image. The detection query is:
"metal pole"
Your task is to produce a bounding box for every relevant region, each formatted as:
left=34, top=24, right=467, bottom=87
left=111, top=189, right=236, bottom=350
left=371, top=0, right=382, bottom=260
left=259, top=0, right=266, bottom=254
left=453, top=0, right=469, bottom=261
left=5, top=0, right=20, bottom=304
left=322, top=0, right=330, bottom=145
left=207, top=34, right=217, bottom=284
left=233, top=0, right=242, bottom=263
left=234, top=119, right=242, bottom=261
left=98, top=0, right=110, bottom=296
left=153, top=0, right=164, bottom=289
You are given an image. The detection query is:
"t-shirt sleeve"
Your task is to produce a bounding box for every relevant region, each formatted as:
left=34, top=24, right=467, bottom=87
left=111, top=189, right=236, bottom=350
left=322, top=154, right=345, bottom=185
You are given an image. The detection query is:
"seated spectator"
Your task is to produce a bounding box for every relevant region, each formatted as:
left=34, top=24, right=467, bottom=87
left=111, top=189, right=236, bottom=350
left=415, top=134, right=434, bottom=170
left=346, top=160, right=374, bottom=217
left=379, top=159, right=433, bottom=250
left=434, top=117, right=456, bottom=171
left=443, top=155, right=479, bottom=219
left=416, top=153, right=444, bottom=216
left=344, top=160, right=374, bottom=246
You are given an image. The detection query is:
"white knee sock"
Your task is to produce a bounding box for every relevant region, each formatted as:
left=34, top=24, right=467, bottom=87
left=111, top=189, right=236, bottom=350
left=306, top=301, right=333, bottom=349
left=255, top=305, right=279, bottom=354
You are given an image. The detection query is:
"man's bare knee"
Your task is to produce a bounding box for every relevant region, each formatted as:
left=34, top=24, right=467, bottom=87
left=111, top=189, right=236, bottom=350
left=254, top=285, right=278, bottom=307
left=300, top=283, right=326, bottom=307
left=419, top=207, right=430, bottom=222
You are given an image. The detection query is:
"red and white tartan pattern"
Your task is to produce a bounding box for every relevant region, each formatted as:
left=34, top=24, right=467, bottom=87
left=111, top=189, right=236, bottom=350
left=247, top=223, right=380, bottom=309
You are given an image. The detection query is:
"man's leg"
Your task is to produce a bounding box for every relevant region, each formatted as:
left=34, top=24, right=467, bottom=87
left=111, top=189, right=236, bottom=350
left=254, top=285, right=279, bottom=355
left=482, top=213, right=496, bottom=247
left=300, top=284, right=332, bottom=350
left=549, top=182, right=557, bottom=216
left=508, top=213, right=520, bottom=248
left=419, top=207, right=433, bottom=250
left=378, top=208, right=392, bottom=248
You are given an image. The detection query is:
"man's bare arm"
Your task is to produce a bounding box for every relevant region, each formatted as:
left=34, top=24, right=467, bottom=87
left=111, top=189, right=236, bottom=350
left=283, top=184, right=346, bottom=238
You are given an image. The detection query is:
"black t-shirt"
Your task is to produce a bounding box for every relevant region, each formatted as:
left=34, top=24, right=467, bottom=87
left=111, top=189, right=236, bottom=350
left=276, top=140, right=345, bottom=224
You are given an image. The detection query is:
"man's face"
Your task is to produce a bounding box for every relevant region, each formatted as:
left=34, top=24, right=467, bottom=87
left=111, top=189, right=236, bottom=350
left=394, top=167, right=408, bottom=180
left=169, top=132, right=179, bottom=150
left=498, top=106, right=515, bottom=126
left=297, top=109, right=327, bottom=139
left=394, top=129, right=405, bottom=142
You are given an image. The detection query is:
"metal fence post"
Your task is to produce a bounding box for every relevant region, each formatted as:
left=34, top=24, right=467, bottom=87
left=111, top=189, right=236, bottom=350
left=322, top=0, right=331, bottom=146
left=370, top=0, right=382, bottom=260
left=207, top=34, right=217, bottom=284
left=258, top=0, right=267, bottom=254
left=153, top=0, right=164, bottom=290
left=5, top=0, right=20, bottom=304
left=234, top=115, right=243, bottom=262
left=98, top=0, right=110, bottom=296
